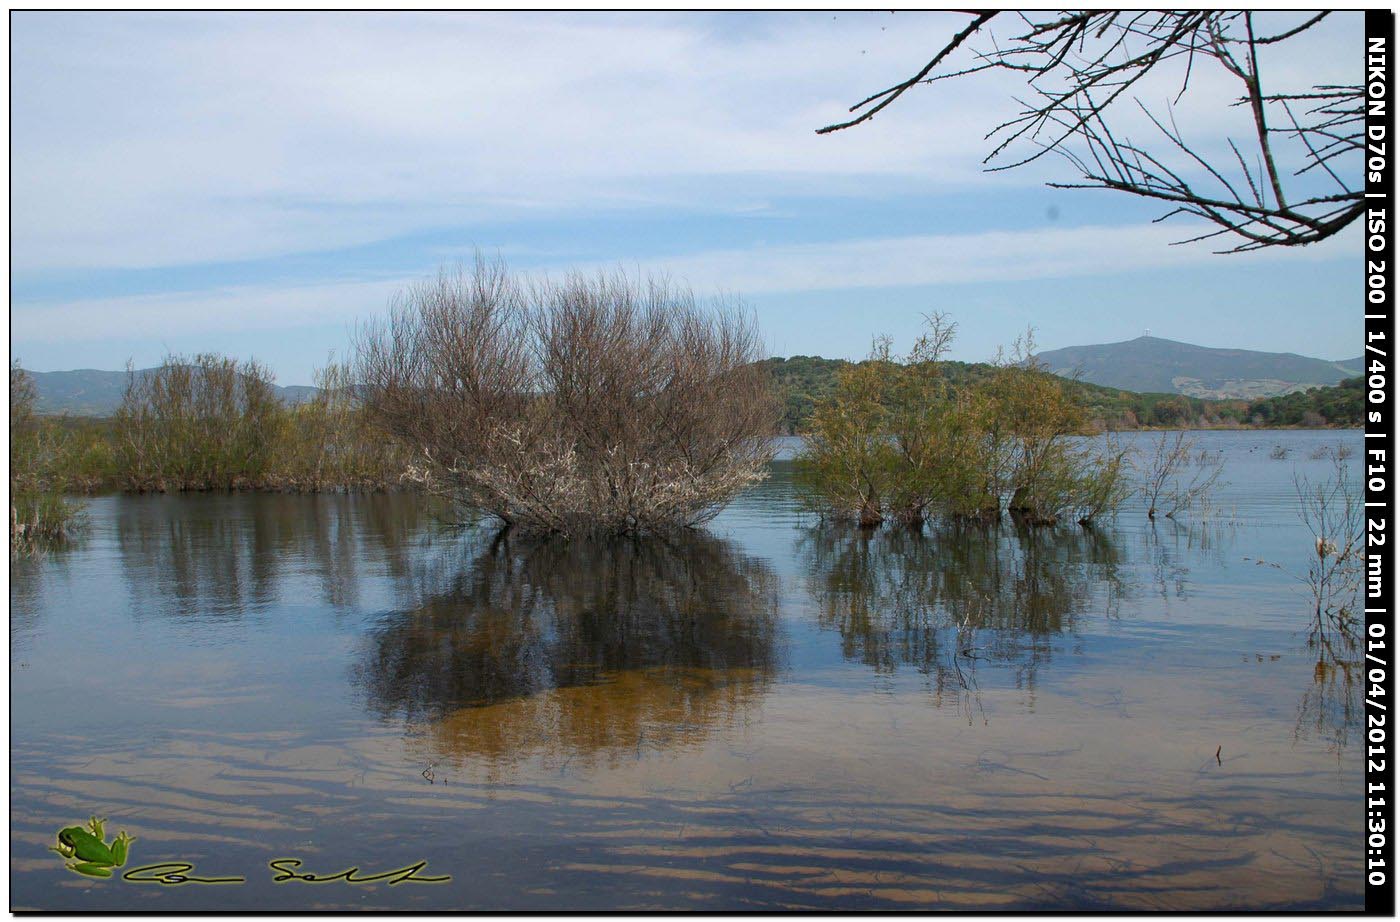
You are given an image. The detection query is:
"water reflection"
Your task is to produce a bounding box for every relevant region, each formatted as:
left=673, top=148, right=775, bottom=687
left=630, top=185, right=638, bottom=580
left=92, top=493, right=1361, bottom=760
left=800, top=524, right=1128, bottom=695
left=355, top=530, right=780, bottom=770
left=113, top=495, right=431, bottom=618
left=1139, top=519, right=1239, bottom=601
left=8, top=436, right=1370, bottom=908
left=1295, top=604, right=1362, bottom=754
left=10, top=554, right=63, bottom=652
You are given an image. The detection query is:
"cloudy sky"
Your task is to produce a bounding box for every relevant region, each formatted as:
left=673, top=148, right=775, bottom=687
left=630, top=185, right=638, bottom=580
left=11, top=11, right=1363, bottom=384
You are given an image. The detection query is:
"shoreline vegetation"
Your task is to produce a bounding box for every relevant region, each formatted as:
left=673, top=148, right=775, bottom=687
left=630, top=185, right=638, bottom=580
left=8, top=356, right=417, bottom=555
left=10, top=365, right=84, bottom=555
left=9, top=258, right=1363, bottom=553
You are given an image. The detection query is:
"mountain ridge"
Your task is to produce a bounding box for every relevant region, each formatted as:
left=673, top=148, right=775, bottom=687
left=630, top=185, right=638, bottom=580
left=1032, top=335, right=1361, bottom=399
left=22, top=367, right=319, bottom=416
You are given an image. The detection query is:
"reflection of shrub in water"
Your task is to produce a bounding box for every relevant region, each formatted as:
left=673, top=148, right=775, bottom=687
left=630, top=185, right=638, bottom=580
left=355, top=531, right=779, bottom=767
left=115, top=494, right=434, bottom=617
left=1293, top=582, right=1363, bottom=756
left=1296, top=651, right=1360, bottom=756
left=800, top=524, right=1127, bottom=695
left=417, top=666, right=769, bottom=774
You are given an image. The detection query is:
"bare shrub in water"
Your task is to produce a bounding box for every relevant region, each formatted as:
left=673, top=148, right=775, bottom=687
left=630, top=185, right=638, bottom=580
left=1139, top=431, right=1225, bottom=520
left=356, top=258, right=780, bottom=536
left=1294, top=455, right=1365, bottom=622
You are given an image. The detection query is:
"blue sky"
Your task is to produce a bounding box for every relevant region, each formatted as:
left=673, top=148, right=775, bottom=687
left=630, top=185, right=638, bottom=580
left=11, top=11, right=1363, bottom=385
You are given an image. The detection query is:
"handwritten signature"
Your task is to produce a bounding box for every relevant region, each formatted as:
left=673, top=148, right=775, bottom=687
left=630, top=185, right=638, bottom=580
left=121, top=859, right=450, bottom=887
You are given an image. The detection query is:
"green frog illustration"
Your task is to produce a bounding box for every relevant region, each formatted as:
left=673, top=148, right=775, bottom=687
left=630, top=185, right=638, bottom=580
left=50, top=816, right=135, bottom=878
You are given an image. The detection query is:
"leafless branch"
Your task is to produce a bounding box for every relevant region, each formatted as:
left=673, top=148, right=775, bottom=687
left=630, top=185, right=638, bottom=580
left=818, top=11, right=1362, bottom=252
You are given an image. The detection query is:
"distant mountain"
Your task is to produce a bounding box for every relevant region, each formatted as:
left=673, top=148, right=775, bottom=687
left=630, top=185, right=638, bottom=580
left=1336, top=355, right=1366, bottom=375
left=1033, top=336, right=1362, bottom=400
left=23, top=367, right=319, bottom=416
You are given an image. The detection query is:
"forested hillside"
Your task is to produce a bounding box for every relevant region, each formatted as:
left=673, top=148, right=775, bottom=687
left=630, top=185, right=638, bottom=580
left=761, top=356, right=1363, bottom=433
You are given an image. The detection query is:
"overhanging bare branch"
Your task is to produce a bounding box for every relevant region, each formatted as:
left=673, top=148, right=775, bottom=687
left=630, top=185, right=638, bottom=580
left=817, top=11, right=1363, bottom=252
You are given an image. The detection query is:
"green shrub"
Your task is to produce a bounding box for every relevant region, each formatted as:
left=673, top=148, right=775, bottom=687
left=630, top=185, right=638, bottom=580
left=108, top=353, right=415, bottom=494
left=797, top=319, right=1129, bottom=529
left=10, top=363, right=83, bottom=555
left=112, top=354, right=285, bottom=491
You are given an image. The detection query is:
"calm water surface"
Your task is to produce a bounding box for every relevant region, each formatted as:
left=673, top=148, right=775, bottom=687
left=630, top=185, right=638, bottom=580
left=11, top=430, right=1365, bottom=909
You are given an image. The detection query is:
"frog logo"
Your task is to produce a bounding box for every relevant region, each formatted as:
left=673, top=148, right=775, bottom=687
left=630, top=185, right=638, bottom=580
left=49, top=816, right=135, bottom=878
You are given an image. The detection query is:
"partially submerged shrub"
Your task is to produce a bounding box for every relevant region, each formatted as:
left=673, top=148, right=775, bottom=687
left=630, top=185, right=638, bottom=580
left=1295, top=455, right=1365, bottom=621
left=10, top=363, right=83, bottom=555
left=797, top=317, right=1004, bottom=527
left=795, top=336, right=905, bottom=527
left=983, top=335, right=1129, bottom=527
left=356, top=258, right=780, bottom=536
left=797, top=318, right=1128, bottom=529
left=1139, top=431, right=1225, bottom=519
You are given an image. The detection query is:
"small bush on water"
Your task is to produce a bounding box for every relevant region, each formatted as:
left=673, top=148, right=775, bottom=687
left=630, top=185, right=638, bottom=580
left=1139, top=431, right=1225, bottom=520
left=982, top=333, right=1130, bottom=527
left=796, top=317, right=1000, bottom=527
left=10, top=364, right=83, bottom=555
left=356, top=257, right=780, bottom=536
left=1294, top=455, right=1365, bottom=622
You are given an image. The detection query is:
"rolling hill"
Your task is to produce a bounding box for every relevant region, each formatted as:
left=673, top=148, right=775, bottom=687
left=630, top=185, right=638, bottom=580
left=23, top=367, right=318, bottom=416
left=1032, top=335, right=1362, bottom=400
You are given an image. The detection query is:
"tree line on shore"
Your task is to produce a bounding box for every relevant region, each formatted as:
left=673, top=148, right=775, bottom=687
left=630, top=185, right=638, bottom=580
left=8, top=357, right=412, bottom=554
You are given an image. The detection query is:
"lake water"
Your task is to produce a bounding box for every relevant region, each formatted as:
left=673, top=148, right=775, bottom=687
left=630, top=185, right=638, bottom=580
left=11, top=429, right=1366, bottom=910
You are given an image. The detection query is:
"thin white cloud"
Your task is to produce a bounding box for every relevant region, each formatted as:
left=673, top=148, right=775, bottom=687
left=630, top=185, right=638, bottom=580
left=14, top=221, right=1357, bottom=345
left=564, top=221, right=1359, bottom=296
left=10, top=276, right=409, bottom=343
